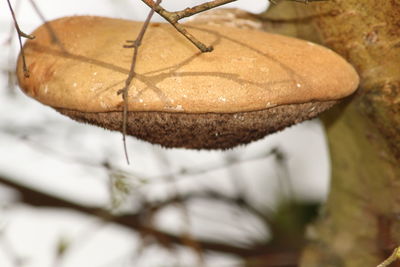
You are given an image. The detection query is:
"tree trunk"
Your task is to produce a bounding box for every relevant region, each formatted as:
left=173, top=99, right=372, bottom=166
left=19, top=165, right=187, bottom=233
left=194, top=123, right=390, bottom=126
left=261, top=1, right=400, bottom=266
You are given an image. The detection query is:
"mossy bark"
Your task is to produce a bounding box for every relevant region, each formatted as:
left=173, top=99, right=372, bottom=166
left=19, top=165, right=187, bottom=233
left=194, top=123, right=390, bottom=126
left=261, top=1, right=400, bottom=266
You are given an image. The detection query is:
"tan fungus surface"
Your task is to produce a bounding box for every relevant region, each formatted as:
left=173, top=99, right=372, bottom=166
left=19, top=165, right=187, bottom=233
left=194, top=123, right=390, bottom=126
left=17, top=16, right=359, bottom=113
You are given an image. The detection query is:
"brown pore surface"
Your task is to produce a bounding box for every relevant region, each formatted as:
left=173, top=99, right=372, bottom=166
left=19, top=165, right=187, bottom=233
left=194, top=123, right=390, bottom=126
left=57, top=100, right=336, bottom=149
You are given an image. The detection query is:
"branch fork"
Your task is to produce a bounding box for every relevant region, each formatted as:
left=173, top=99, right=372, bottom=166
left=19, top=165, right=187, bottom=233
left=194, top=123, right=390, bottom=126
left=141, top=0, right=238, bottom=52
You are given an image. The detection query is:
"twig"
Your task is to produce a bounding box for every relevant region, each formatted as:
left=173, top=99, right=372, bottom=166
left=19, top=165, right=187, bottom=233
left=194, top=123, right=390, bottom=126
left=149, top=190, right=268, bottom=224
left=290, top=0, right=328, bottom=2
left=377, top=247, right=400, bottom=267
left=0, top=173, right=272, bottom=257
left=153, top=148, right=278, bottom=182
left=6, top=0, right=35, bottom=78
left=269, top=0, right=327, bottom=4
left=152, top=150, right=204, bottom=264
left=28, top=0, right=61, bottom=45
left=117, top=0, right=161, bottom=164
left=3, top=0, right=20, bottom=45
left=140, top=0, right=237, bottom=52
left=118, top=0, right=238, bottom=164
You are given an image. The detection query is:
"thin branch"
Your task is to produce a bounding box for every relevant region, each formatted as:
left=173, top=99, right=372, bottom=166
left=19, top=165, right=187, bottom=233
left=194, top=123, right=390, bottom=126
left=3, top=0, right=20, bottom=45
left=0, top=128, right=278, bottom=188
left=152, top=150, right=204, bottom=264
left=173, top=0, right=238, bottom=20
left=117, top=0, right=238, bottom=163
left=153, top=148, right=278, bottom=181
left=140, top=0, right=237, bottom=52
left=6, top=0, right=35, bottom=78
left=258, top=9, right=339, bottom=24
left=290, top=0, right=328, bottom=2
left=149, top=190, right=268, bottom=224
left=377, top=247, right=400, bottom=267
left=269, top=0, right=327, bottom=4
left=0, top=174, right=274, bottom=257
left=117, top=0, right=161, bottom=164
left=28, top=0, right=62, bottom=46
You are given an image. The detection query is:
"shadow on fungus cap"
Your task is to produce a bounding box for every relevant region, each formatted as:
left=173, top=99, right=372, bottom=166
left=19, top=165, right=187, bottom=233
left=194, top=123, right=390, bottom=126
left=17, top=16, right=359, bottom=149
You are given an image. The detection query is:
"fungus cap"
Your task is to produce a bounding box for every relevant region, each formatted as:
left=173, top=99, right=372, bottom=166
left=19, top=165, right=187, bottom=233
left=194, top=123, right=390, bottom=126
left=17, top=16, right=359, bottom=149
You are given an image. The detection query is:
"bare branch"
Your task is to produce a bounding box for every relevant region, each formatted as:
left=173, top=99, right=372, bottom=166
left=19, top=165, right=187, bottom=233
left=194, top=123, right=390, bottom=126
left=377, top=247, right=400, bottom=267
left=269, top=0, right=327, bottom=4
left=0, top=173, right=276, bottom=258
left=117, top=0, right=162, bottom=164
left=290, top=0, right=328, bottom=2
left=117, top=0, right=240, bottom=163
left=28, top=0, right=62, bottom=46
left=140, top=0, right=237, bottom=52
left=174, top=0, right=238, bottom=20
left=149, top=189, right=269, bottom=225
left=6, top=0, right=35, bottom=78
left=154, top=148, right=278, bottom=181
left=3, top=0, right=20, bottom=45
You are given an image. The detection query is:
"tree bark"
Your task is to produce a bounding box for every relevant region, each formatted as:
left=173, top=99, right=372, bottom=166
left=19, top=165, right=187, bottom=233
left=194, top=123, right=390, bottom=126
left=261, top=1, right=400, bottom=266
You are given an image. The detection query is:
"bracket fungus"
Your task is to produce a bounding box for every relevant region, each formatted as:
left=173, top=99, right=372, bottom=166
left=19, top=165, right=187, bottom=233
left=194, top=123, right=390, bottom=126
left=17, top=16, right=359, bottom=149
